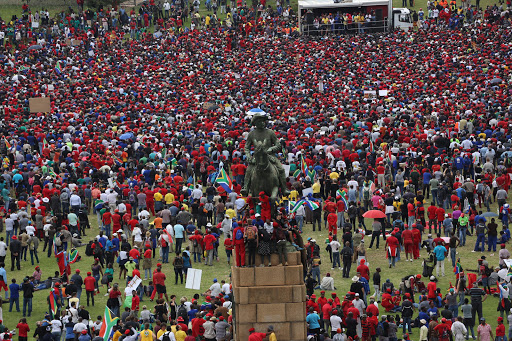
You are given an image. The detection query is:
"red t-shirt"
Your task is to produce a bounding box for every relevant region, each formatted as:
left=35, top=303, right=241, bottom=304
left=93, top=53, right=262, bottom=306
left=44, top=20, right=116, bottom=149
left=427, top=281, right=437, bottom=299
left=16, top=323, right=30, bottom=337
left=131, top=295, right=140, bottom=311
left=153, top=272, right=166, bottom=285
left=84, top=276, right=96, bottom=291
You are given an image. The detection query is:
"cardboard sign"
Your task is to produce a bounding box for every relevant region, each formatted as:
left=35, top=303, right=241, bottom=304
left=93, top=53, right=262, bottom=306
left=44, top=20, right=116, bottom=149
left=302, top=187, right=313, bottom=197
left=379, top=90, right=389, bottom=97
left=32, top=21, right=39, bottom=28
left=364, top=90, right=376, bottom=98
left=29, top=97, right=50, bottom=113
left=72, top=39, right=81, bottom=46
left=126, top=275, right=142, bottom=291
left=47, top=84, right=54, bottom=91
left=185, top=268, right=202, bottom=290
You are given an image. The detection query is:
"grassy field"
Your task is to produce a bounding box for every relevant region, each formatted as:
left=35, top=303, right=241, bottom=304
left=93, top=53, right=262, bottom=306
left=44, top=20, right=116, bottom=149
left=0, top=195, right=508, bottom=333
left=0, top=0, right=501, bottom=30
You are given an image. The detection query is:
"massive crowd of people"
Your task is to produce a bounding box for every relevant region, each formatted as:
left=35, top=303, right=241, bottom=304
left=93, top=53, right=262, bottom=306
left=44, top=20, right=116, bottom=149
left=0, top=0, right=512, bottom=340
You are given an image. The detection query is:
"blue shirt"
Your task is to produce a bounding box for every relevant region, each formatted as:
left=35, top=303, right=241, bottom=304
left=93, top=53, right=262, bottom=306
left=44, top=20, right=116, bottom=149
left=9, top=283, right=20, bottom=299
left=174, top=224, right=185, bottom=239
left=306, top=313, right=321, bottom=329
left=434, top=245, right=446, bottom=261
left=0, top=267, right=6, bottom=282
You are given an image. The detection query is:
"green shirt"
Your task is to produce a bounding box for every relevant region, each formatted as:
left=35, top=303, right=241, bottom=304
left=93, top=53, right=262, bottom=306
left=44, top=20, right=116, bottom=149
left=458, top=215, right=469, bottom=227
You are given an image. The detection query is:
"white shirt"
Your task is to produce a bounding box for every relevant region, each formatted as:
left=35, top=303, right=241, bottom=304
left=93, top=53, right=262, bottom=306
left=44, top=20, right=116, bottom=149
left=50, top=319, right=62, bottom=333
left=159, top=332, right=176, bottom=341
left=26, top=225, right=36, bottom=236
left=209, top=282, right=221, bottom=297
left=70, top=194, right=82, bottom=206
left=330, top=315, right=342, bottom=330
left=330, top=240, right=341, bottom=253
left=133, top=227, right=143, bottom=242
left=0, top=242, right=6, bottom=257
left=191, top=188, right=203, bottom=200
left=69, top=307, right=79, bottom=323
left=222, top=283, right=231, bottom=295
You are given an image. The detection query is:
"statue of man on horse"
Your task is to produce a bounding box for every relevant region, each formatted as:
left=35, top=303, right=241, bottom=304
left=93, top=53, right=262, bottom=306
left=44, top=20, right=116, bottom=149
left=241, top=113, right=290, bottom=198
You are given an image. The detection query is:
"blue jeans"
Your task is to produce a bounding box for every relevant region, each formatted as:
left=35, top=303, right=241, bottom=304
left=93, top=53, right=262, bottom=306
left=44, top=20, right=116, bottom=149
left=23, top=297, right=32, bottom=316
left=76, top=287, right=82, bottom=299
left=402, top=316, right=412, bottom=333
left=459, top=227, right=467, bottom=246
left=162, top=246, right=169, bottom=263
left=103, top=224, right=111, bottom=237
left=332, top=252, right=340, bottom=268
left=145, top=268, right=152, bottom=280
left=9, top=297, right=19, bottom=312
left=496, top=336, right=507, bottom=341
left=296, top=215, right=304, bottom=232
left=474, top=233, right=485, bottom=251
left=450, top=248, right=457, bottom=267
left=30, top=250, right=39, bottom=265
left=449, top=304, right=458, bottom=317
left=488, top=235, right=497, bottom=251
left=408, top=216, right=415, bottom=228
left=431, top=189, right=438, bottom=206
left=311, top=266, right=321, bottom=284
left=5, top=230, right=12, bottom=246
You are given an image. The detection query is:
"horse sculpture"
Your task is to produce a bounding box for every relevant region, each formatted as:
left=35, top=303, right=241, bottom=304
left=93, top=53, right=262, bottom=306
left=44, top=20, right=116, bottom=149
left=246, top=139, right=280, bottom=199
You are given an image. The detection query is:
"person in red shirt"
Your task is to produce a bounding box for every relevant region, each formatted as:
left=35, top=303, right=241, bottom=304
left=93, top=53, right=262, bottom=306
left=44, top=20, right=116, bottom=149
left=143, top=248, right=152, bottom=280
left=427, top=276, right=437, bottom=299
left=427, top=203, right=438, bottom=234
left=402, top=227, right=414, bottom=262
left=16, top=318, right=30, bottom=341
left=129, top=246, right=140, bottom=261
left=248, top=328, right=269, bottom=341
left=376, top=162, right=386, bottom=187
left=434, top=318, right=451, bottom=341
left=232, top=224, right=245, bottom=267
left=496, top=316, right=506, bottom=341
left=131, top=289, right=140, bottom=315
left=224, top=234, right=234, bottom=265
left=112, top=210, right=122, bottom=235
left=412, top=225, right=422, bottom=259
left=152, top=267, right=169, bottom=301
left=436, top=206, right=446, bottom=229
left=84, top=272, right=96, bottom=306
left=102, top=209, right=112, bottom=236
left=356, top=259, right=370, bottom=280
left=203, top=230, right=217, bottom=266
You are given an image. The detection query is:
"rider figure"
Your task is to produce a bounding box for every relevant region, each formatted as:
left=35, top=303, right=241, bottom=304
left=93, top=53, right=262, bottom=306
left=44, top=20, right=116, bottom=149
left=241, top=113, right=290, bottom=197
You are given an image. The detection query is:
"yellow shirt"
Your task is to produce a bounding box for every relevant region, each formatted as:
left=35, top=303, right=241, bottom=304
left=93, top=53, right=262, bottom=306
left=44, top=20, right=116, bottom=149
left=329, top=172, right=339, bottom=180
left=165, top=193, right=175, bottom=204
left=157, top=329, right=166, bottom=339
left=205, top=16, right=211, bottom=25
left=225, top=208, right=236, bottom=219
left=154, top=192, right=163, bottom=202
left=289, top=190, right=299, bottom=201
left=269, top=332, right=277, bottom=341
left=175, top=330, right=187, bottom=341
left=112, top=331, right=122, bottom=341
left=312, top=182, right=321, bottom=194
left=140, top=329, right=153, bottom=341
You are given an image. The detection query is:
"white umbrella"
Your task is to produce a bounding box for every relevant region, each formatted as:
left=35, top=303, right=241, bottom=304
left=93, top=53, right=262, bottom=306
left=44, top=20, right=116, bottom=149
left=246, top=108, right=267, bottom=116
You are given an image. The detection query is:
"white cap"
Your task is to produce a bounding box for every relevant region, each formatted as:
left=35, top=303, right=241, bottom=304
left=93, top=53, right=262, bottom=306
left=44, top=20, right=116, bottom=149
left=255, top=213, right=261, bottom=217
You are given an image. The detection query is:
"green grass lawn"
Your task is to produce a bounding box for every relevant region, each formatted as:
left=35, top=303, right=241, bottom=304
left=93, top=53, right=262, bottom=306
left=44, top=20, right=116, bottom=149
left=0, top=196, right=508, bottom=333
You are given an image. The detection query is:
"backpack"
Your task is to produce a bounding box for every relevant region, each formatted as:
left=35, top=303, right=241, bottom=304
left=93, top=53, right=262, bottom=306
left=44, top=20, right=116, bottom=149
left=162, top=332, right=171, bottom=341
left=235, top=228, right=244, bottom=241
left=177, top=304, right=188, bottom=323
left=193, top=238, right=198, bottom=247
left=363, top=187, right=370, bottom=200
left=376, top=322, right=384, bottom=336
left=245, top=227, right=256, bottom=241
left=161, top=238, right=167, bottom=248
left=85, top=241, right=94, bottom=256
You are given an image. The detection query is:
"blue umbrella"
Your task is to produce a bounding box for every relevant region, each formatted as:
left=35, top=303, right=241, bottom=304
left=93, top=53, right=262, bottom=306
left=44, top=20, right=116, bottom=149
left=119, top=132, right=134, bottom=140
left=246, top=108, right=267, bottom=116
left=27, top=44, right=43, bottom=51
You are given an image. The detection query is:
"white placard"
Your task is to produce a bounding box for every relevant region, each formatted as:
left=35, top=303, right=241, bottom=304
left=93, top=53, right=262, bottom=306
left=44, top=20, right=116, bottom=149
left=185, top=268, right=202, bottom=290
left=504, top=259, right=512, bottom=269
left=302, top=187, right=313, bottom=197
left=378, top=90, right=388, bottom=97
left=47, top=84, right=54, bottom=91
left=283, top=164, right=290, bottom=177
left=32, top=21, right=39, bottom=28
left=126, top=275, right=142, bottom=291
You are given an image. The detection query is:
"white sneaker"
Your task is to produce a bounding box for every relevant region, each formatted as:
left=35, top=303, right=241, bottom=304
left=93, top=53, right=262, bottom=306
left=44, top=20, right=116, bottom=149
left=331, top=267, right=335, bottom=270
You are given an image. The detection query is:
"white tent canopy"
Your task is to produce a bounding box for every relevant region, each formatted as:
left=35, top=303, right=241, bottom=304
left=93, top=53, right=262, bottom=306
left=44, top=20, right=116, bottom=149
left=299, top=0, right=389, bottom=8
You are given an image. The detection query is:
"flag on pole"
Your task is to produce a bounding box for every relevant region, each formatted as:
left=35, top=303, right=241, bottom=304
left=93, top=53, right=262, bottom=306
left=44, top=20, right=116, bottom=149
left=170, top=158, right=178, bottom=168
left=292, top=168, right=301, bottom=178
left=43, top=138, right=48, bottom=150
left=303, top=199, right=320, bottom=211
left=369, top=140, right=374, bottom=153
left=99, top=306, right=119, bottom=341
left=289, top=200, right=304, bottom=213
left=214, top=166, right=233, bottom=193
left=3, top=137, right=11, bottom=150
left=49, top=291, right=58, bottom=318
left=369, top=180, right=376, bottom=193
left=18, top=65, right=29, bottom=72
left=300, top=154, right=307, bottom=176
left=55, top=61, right=63, bottom=74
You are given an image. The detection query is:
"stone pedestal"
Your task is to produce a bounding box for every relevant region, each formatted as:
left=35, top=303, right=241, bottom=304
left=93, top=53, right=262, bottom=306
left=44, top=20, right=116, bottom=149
left=232, top=252, right=307, bottom=341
